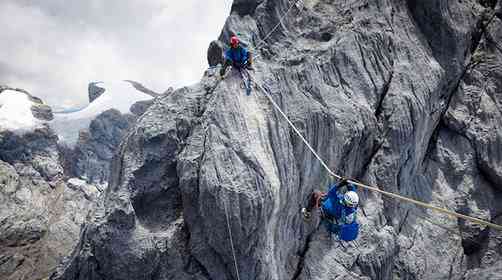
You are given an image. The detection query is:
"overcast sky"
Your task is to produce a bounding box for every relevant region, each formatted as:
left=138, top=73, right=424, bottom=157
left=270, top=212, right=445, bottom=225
left=0, top=0, right=233, bottom=108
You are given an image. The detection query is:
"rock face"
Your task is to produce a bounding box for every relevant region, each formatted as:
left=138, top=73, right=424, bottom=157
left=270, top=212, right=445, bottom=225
left=207, top=40, right=225, bottom=66
left=54, top=1, right=502, bottom=280
left=31, top=103, right=54, bottom=121
left=130, top=99, right=155, bottom=116
left=0, top=125, right=101, bottom=280
left=58, top=85, right=157, bottom=186
left=88, top=82, right=105, bottom=103
left=71, top=109, right=136, bottom=185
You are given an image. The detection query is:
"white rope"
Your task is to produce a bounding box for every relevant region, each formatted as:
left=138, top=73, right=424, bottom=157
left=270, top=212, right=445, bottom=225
left=258, top=80, right=340, bottom=181
left=251, top=0, right=304, bottom=61
left=247, top=73, right=502, bottom=231
left=255, top=0, right=302, bottom=50
left=214, top=3, right=305, bottom=279
left=223, top=199, right=241, bottom=280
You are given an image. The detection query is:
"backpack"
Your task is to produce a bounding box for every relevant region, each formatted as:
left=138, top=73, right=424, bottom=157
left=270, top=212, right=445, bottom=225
left=339, top=222, right=359, bottom=241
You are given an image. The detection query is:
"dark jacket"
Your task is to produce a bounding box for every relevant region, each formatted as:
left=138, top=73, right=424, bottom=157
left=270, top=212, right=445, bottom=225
left=224, top=46, right=250, bottom=67
left=321, top=182, right=357, bottom=223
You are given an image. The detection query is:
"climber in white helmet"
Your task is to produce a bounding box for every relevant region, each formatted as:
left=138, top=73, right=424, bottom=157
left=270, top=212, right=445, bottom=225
left=302, top=178, right=360, bottom=241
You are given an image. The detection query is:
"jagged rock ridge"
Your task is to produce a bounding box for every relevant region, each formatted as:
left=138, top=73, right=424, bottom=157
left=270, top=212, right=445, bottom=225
left=51, top=80, right=155, bottom=144
left=0, top=81, right=158, bottom=279
left=70, top=109, right=137, bottom=185
left=0, top=124, right=101, bottom=280
left=53, top=1, right=502, bottom=280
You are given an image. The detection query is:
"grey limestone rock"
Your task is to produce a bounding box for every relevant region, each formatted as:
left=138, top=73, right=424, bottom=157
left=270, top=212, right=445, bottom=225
left=53, top=0, right=502, bottom=280
left=207, top=40, right=225, bottom=67
left=72, top=109, right=136, bottom=185
left=0, top=124, right=101, bottom=280
left=130, top=99, right=154, bottom=116
left=88, top=82, right=105, bottom=103
left=31, top=103, right=54, bottom=121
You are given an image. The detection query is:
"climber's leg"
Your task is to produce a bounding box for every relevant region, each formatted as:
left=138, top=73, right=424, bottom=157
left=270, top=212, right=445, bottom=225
left=302, top=191, right=325, bottom=220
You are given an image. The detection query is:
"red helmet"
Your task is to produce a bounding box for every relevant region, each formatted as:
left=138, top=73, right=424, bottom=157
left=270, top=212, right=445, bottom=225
left=230, top=36, right=240, bottom=47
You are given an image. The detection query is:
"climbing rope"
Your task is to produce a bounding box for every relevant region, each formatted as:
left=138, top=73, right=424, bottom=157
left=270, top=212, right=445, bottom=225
left=251, top=0, right=304, bottom=61
left=223, top=199, right=241, bottom=280
left=247, top=73, right=502, bottom=232
left=255, top=0, right=303, bottom=50
left=215, top=3, right=306, bottom=279
left=215, top=2, right=501, bottom=280
left=409, top=210, right=483, bottom=245
left=246, top=3, right=502, bottom=232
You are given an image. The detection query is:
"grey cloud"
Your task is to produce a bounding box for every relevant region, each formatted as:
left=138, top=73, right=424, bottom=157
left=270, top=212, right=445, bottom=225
left=0, top=0, right=233, bottom=108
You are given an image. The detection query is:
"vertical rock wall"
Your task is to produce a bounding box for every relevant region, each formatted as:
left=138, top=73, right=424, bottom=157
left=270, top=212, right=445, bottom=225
left=53, top=1, right=502, bottom=280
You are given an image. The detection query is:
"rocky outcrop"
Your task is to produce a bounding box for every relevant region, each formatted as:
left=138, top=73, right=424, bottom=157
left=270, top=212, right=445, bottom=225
left=130, top=99, right=154, bottom=116
left=207, top=40, right=225, bottom=66
left=54, top=1, right=502, bottom=280
left=31, top=104, right=54, bottom=121
left=434, top=8, right=502, bottom=275
left=124, top=80, right=161, bottom=97
left=72, top=109, right=136, bottom=185
left=88, top=82, right=105, bottom=103
left=0, top=125, right=101, bottom=280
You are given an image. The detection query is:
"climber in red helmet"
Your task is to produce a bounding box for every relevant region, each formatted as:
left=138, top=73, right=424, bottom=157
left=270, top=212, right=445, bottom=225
left=220, top=35, right=254, bottom=76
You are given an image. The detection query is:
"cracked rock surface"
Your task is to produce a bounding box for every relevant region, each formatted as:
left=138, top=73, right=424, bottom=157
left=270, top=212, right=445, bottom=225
left=0, top=125, right=101, bottom=280
left=71, top=109, right=137, bottom=186
left=53, top=0, right=502, bottom=279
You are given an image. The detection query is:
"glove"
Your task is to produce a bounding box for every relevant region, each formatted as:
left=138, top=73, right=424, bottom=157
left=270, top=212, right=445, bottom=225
left=339, top=177, right=348, bottom=186
left=220, top=68, right=226, bottom=76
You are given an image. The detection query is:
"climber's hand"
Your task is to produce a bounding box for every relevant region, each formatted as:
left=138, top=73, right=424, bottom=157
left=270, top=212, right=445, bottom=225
left=339, top=177, right=348, bottom=186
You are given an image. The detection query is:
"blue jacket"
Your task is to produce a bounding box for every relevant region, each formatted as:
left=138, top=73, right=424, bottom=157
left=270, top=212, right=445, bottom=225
left=321, top=183, right=359, bottom=240
left=321, top=183, right=357, bottom=224
left=225, top=46, right=249, bottom=66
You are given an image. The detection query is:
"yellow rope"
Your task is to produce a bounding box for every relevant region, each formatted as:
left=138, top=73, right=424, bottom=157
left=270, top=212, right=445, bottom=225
left=248, top=73, right=502, bottom=232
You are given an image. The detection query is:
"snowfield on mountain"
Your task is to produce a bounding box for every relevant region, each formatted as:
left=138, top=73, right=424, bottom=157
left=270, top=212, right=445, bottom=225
left=51, top=81, right=153, bottom=143
left=1, top=0, right=502, bottom=280
left=0, top=90, right=44, bottom=132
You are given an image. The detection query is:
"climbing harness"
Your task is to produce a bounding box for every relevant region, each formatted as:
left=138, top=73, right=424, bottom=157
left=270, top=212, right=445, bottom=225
left=244, top=0, right=502, bottom=232
left=247, top=73, right=502, bottom=232
left=317, top=194, right=359, bottom=241
left=216, top=1, right=502, bottom=280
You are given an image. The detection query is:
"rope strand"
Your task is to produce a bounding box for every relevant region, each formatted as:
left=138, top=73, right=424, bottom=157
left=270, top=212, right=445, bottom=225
left=255, top=0, right=303, bottom=50
left=224, top=200, right=241, bottom=280
left=216, top=3, right=306, bottom=279
left=248, top=72, right=502, bottom=232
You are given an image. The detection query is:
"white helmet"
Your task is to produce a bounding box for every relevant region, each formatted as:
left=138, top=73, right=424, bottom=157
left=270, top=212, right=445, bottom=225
left=343, top=191, right=359, bottom=207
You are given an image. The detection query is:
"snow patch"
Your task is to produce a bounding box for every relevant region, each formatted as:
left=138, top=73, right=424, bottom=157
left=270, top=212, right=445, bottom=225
left=52, top=80, right=153, bottom=143
left=0, top=90, right=41, bottom=132
left=55, top=80, right=152, bottom=121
